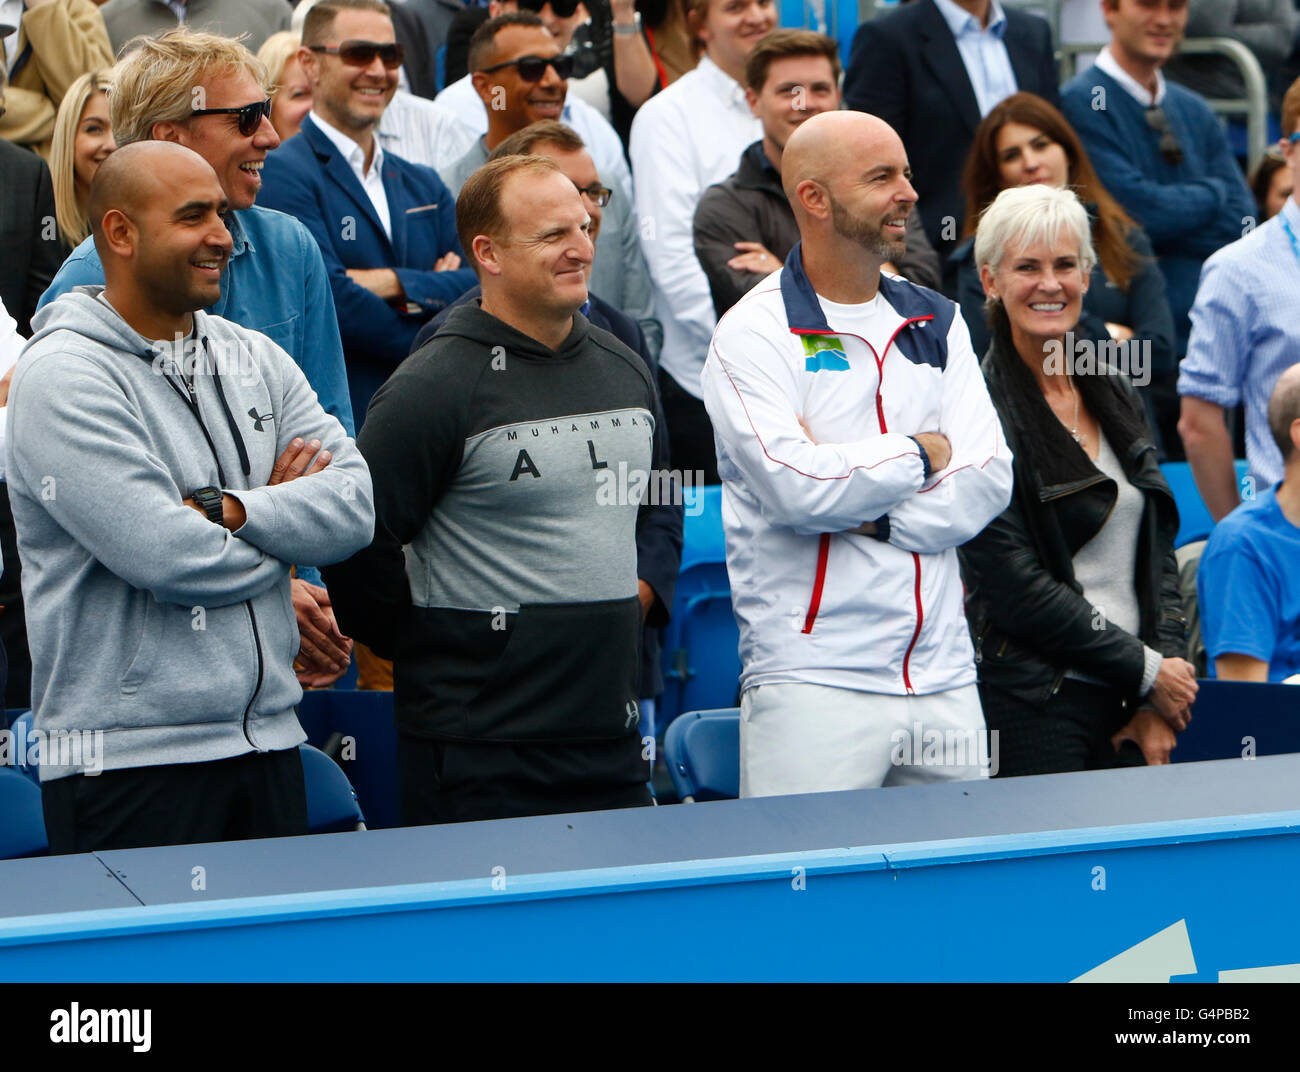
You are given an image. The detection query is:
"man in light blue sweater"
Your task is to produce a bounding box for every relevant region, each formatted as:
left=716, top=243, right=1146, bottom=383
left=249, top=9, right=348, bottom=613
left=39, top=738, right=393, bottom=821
left=7, top=142, right=375, bottom=853
left=1062, top=0, right=1255, bottom=457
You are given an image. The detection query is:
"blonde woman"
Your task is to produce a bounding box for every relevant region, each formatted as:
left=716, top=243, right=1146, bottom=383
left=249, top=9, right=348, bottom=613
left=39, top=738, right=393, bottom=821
left=50, top=70, right=116, bottom=250
left=258, top=30, right=313, bottom=142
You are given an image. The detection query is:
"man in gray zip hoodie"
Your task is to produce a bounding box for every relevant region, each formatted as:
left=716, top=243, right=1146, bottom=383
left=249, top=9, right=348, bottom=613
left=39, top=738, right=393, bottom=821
left=6, top=142, right=375, bottom=853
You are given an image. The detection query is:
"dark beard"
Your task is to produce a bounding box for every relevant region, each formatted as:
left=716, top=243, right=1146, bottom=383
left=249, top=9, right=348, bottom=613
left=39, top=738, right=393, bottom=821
left=829, top=195, right=905, bottom=260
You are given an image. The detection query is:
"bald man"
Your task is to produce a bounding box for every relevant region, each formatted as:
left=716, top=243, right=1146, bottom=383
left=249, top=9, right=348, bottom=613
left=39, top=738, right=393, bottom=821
left=7, top=142, right=374, bottom=853
left=700, top=111, right=1014, bottom=798
left=1198, top=363, right=1300, bottom=684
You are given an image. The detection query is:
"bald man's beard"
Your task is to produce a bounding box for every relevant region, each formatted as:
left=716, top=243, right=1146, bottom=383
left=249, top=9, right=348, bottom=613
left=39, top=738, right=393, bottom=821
left=828, top=192, right=906, bottom=261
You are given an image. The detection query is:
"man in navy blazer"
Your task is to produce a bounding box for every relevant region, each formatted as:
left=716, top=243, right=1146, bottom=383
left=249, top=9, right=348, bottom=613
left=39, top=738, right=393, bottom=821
left=844, top=0, right=1060, bottom=265
left=259, top=0, right=474, bottom=424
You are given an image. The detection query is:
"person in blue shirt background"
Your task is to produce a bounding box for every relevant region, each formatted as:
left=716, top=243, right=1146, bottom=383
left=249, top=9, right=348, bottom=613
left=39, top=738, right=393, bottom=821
left=1199, top=365, right=1300, bottom=683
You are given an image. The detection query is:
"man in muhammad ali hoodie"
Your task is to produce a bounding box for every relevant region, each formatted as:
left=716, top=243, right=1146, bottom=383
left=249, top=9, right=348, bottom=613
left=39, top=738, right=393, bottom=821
left=6, top=144, right=374, bottom=853
left=325, top=154, right=673, bottom=824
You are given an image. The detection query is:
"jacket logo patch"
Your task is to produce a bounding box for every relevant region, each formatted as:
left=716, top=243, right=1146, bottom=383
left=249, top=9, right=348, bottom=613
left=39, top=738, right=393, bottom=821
left=248, top=408, right=274, bottom=432
left=802, top=335, right=850, bottom=372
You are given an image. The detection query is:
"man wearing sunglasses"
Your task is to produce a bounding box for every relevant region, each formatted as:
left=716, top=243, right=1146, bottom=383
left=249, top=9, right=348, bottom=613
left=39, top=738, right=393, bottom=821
left=1063, top=0, right=1255, bottom=460
left=259, top=0, right=475, bottom=427
left=441, top=12, right=659, bottom=360
left=437, top=3, right=633, bottom=206
left=39, top=28, right=360, bottom=691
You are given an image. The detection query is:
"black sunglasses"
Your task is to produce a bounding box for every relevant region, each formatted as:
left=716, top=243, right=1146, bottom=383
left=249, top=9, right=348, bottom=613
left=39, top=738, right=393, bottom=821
left=576, top=182, right=612, bottom=207
left=517, top=0, right=582, bottom=17
left=309, top=39, right=405, bottom=69
left=190, top=98, right=273, bottom=137
left=480, top=53, right=575, bottom=81
left=1145, top=106, right=1184, bottom=166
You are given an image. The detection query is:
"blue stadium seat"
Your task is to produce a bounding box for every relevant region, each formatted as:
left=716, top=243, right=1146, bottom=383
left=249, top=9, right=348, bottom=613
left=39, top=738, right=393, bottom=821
left=1160, top=460, right=1250, bottom=548
left=297, top=689, right=399, bottom=829
left=299, top=744, right=366, bottom=834
left=664, top=708, right=740, bottom=803
left=1170, top=680, right=1300, bottom=763
left=0, top=766, right=48, bottom=859
left=8, top=711, right=37, bottom=783
left=660, top=486, right=741, bottom=728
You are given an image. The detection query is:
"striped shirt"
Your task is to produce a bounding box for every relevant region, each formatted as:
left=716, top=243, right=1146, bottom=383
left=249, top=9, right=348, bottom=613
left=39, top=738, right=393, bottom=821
left=376, top=89, right=477, bottom=179
left=1178, top=196, right=1300, bottom=490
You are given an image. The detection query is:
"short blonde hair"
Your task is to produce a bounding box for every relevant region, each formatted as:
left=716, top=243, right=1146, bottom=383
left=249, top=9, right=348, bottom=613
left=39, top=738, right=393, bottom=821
left=974, top=184, right=1096, bottom=278
left=112, top=29, right=270, bottom=147
left=257, top=30, right=303, bottom=90
left=50, top=69, right=114, bottom=247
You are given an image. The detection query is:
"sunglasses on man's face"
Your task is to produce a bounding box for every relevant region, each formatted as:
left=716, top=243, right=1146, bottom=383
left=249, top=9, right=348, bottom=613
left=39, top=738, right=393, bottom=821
left=1145, top=106, right=1184, bottom=166
left=309, top=39, right=405, bottom=69
left=190, top=98, right=273, bottom=137
left=517, top=0, right=583, bottom=17
left=480, top=53, right=575, bottom=82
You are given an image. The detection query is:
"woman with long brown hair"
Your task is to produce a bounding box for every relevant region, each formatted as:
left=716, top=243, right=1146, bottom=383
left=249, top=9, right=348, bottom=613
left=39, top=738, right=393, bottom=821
left=952, top=92, right=1173, bottom=383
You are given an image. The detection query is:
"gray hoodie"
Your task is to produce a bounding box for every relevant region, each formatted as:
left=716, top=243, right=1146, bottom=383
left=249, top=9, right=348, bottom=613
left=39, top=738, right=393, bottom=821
left=6, top=289, right=375, bottom=781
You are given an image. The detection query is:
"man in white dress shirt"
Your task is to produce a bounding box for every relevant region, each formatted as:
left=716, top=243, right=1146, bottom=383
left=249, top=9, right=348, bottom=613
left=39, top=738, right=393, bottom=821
left=628, top=0, right=776, bottom=483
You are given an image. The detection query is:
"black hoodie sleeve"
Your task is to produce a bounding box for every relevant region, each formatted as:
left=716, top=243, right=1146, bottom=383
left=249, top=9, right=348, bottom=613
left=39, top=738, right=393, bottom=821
left=634, top=325, right=682, bottom=626
left=323, top=355, right=469, bottom=658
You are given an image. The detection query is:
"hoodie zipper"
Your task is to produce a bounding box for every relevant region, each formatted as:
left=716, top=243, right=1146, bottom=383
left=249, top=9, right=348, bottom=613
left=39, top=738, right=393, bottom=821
left=159, top=353, right=263, bottom=749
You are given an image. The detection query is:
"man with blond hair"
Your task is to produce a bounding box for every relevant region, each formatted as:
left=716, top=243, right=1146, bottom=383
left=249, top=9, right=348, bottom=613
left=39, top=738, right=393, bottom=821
left=41, top=28, right=359, bottom=690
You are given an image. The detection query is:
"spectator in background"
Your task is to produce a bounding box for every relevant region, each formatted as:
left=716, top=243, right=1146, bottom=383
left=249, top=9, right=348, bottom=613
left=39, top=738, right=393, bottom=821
left=702, top=111, right=1013, bottom=798
left=0, top=0, right=113, bottom=158
left=40, top=28, right=359, bottom=690
left=50, top=69, right=116, bottom=250
left=99, top=0, right=291, bottom=55
left=442, top=15, right=658, bottom=356
left=1250, top=147, right=1292, bottom=220
left=412, top=121, right=683, bottom=737
left=385, top=0, right=464, bottom=100
left=1164, top=0, right=1298, bottom=113
left=259, top=31, right=315, bottom=142
left=441, top=0, right=586, bottom=88
left=1199, top=364, right=1300, bottom=683
left=952, top=93, right=1174, bottom=408
left=10, top=142, right=373, bottom=853
left=290, top=1, right=476, bottom=173
left=0, top=65, right=62, bottom=336
left=259, top=0, right=473, bottom=426
left=1178, top=77, right=1300, bottom=520
left=630, top=0, right=776, bottom=484
left=0, top=295, right=22, bottom=708
left=326, top=155, right=667, bottom=823
left=438, top=3, right=633, bottom=203
left=694, top=29, right=942, bottom=322
left=563, top=0, right=661, bottom=146
left=1062, top=0, right=1255, bottom=461
left=960, top=184, right=1194, bottom=774
left=844, top=0, right=1061, bottom=265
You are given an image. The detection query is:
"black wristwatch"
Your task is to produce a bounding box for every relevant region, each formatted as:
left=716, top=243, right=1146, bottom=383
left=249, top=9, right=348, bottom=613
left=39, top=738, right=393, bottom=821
left=192, top=485, right=224, bottom=525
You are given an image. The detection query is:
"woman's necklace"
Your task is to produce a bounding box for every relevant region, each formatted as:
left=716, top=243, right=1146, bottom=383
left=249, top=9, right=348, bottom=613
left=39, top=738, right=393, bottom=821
left=1068, top=378, right=1085, bottom=446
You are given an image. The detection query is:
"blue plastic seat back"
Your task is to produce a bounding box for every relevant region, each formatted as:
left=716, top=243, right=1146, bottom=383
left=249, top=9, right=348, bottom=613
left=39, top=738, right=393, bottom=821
left=660, top=561, right=741, bottom=729
left=299, top=744, right=366, bottom=833
left=297, top=689, right=399, bottom=829
left=1170, top=680, right=1300, bottom=763
left=0, top=766, right=48, bottom=859
left=664, top=708, right=740, bottom=802
left=680, top=484, right=726, bottom=573
left=7, top=711, right=38, bottom=782
left=1161, top=460, right=1251, bottom=548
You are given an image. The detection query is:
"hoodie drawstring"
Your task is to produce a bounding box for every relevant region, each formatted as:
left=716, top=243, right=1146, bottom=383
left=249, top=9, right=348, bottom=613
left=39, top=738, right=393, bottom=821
left=204, top=338, right=252, bottom=479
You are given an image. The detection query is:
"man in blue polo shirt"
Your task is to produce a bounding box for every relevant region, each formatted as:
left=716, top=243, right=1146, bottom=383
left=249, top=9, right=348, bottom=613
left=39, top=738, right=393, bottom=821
left=40, top=29, right=356, bottom=688
left=1199, top=365, right=1300, bottom=683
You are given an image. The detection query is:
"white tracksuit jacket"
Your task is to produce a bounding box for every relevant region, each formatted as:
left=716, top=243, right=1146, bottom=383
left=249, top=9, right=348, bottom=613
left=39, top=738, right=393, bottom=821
left=700, top=244, right=1014, bottom=697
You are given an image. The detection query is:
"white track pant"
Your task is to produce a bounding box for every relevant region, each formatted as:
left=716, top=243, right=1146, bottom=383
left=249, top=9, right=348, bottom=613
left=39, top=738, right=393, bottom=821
left=739, top=682, right=990, bottom=798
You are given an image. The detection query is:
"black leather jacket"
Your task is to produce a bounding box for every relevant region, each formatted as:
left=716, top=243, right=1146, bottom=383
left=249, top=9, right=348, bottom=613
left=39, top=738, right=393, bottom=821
left=958, top=329, right=1187, bottom=705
